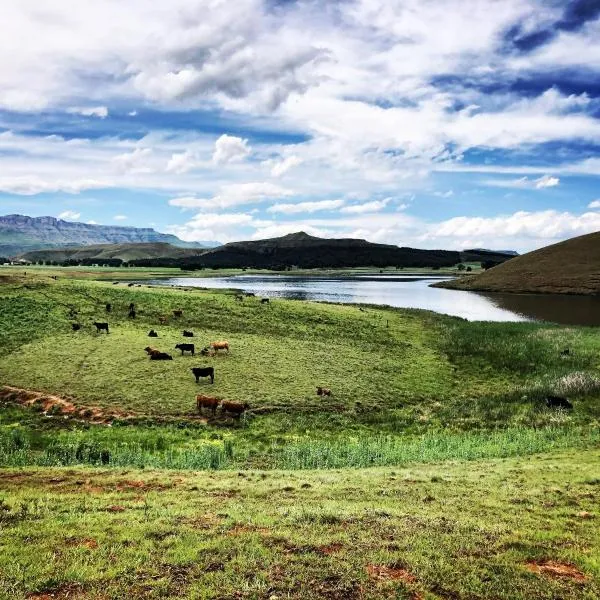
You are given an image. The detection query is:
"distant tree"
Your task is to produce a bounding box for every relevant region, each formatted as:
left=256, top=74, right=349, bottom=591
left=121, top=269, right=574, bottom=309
left=457, top=263, right=466, bottom=271
left=466, top=266, right=472, bottom=272
left=481, top=260, right=499, bottom=270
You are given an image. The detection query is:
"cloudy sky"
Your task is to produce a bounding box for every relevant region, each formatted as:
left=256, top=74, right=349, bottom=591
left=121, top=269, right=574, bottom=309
left=1, top=0, right=600, bottom=251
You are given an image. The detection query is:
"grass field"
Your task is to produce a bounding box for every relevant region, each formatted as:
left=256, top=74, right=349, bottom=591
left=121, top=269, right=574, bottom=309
left=1, top=450, right=599, bottom=599
left=1, top=267, right=599, bottom=598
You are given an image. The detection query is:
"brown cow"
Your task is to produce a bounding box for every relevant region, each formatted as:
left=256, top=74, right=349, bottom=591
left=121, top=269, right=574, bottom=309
left=316, top=387, right=332, bottom=397
left=144, top=346, right=160, bottom=356
left=158, top=315, right=169, bottom=324
left=221, top=400, right=249, bottom=417
left=196, top=394, right=220, bottom=415
left=173, top=309, right=183, bottom=317
left=211, top=340, right=230, bottom=353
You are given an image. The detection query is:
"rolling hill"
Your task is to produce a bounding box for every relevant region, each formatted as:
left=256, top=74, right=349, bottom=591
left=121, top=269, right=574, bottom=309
left=178, top=231, right=515, bottom=269
left=17, top=242, right=206, bottom=264
left=434, top=231, right=600, bottom=295
left=0, top=214, right=215, bottom=256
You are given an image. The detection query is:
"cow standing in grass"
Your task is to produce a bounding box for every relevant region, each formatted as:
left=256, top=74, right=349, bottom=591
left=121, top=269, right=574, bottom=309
left=94, top=322, right=109, bottom=334
left=191, top=367, right=215, bottom=384
left=175, top=343, right=195, bottom=356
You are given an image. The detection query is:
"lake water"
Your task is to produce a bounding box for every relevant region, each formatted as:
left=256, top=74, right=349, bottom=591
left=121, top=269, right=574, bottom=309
left=145, top=274, right=600, bottom=326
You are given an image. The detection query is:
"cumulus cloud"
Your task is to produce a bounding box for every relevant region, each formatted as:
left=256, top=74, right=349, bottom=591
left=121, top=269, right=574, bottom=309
left=588, top=199, right=600, bottom=209
left=267, top=199, right=344, bottom=214
left=112, top=148, right=153, bottom=174
left=269, top=155, right=303, bottom=177
left=66, top=106, right=109, bottom=118
left=169, top=182, right=293, bottom=211
left=212, top=135, right=251, bottom=165
left=166, top=151, right=200, bottom=175
left=484, top=175, right=560, bottom=189
left=341, top=199, right=390, bottom=214
left=57, top=210, right=81, bottom=221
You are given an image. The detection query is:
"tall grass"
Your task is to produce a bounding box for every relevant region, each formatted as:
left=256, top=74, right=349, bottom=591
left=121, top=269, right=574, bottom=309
left=1, top=425, right=597, bottom=470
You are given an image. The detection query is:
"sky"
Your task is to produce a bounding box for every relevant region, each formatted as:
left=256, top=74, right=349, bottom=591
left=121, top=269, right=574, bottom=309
left=1, top=0, right=600, bottom=252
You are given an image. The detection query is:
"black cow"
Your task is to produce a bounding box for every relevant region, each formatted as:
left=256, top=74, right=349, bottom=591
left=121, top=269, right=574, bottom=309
left=191, top=366, right=215, bottom=383
left=127, top=283, right=135, bottom=287
left=560, top=348, right=570, bottom=356
left=71, top=323, right=81, bottom=331
left=175, top=343, right=195, bottom=356
left=183, top=330, right=194, bottom=337
left=105, top=303, right=112, bottom=313
left=546, top=395, right=573, bottom=410
left=93, top=322, right=109, bottom=333
left=261, top=298, right=270, bottom=304
left=148, top=330, right=158, bottom=337
left=128, top=309, right=136, bottom=319
left=245, top=292, right=256, bottom=297
left=129, top=303, right=135, bottom=311
left=150, top=352, right=173, bottom=360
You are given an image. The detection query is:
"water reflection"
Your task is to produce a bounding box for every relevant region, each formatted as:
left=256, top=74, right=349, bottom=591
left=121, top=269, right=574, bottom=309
left=144, top=274, right=600, bottom=325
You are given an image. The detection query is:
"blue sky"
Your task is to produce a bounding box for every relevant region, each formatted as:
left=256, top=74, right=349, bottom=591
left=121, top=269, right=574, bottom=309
left=1, top=0, right=600, bottom=251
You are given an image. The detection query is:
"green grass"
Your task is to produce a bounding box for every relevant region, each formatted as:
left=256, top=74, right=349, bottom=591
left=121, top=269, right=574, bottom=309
left=0, top=450, right=599, bottom=599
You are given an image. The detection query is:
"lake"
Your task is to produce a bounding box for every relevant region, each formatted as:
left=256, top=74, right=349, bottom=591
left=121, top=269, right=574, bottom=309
left=145, top=274, right=600, bottom=326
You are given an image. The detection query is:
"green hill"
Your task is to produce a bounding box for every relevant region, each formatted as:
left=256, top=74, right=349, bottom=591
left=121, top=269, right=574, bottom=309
left=18, top=242, right=206, bottom=264
left=435, top=231, right=600, bottom=295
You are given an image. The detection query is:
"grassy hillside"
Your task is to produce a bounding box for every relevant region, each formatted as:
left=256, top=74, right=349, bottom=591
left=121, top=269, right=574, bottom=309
left=1, top=451, right=599, bottom=599
left=1, top=267, right=599, bottom=599
left=436, top=231, right=600, bottom=295
left=19, top=242, right=205, bottom=263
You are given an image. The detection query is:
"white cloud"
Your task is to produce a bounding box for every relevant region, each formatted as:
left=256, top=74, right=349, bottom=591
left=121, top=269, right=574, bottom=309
left=57, top=210, right=81, bottom=221
left=484, top=175, right=560, bottom=190
left=112, top=147, right=153, bottom=174
left=267, top=199, right=344, bottom=214
left=340, top=199, right=390, bottom=214
left=67, top=106, right=109, bottom=118
left=113, top=215, right=128, bottom=221
left=212, top=134, right=251, bottom=165
left=87, top=220, right=98, bottom=225
left=169, top=182, right=293, bottom=211
left=0, top=175, right=105, bottom=195
left=269, top=155, right=303, bottom=177
left=588, top=199, right=600, bottom=209
left=166, top=151, right=200, bottom=175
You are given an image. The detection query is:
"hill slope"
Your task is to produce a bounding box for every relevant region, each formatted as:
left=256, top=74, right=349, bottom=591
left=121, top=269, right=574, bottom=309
left=18, top=242, right=206, bottom=264
left=435, top=231, right=600, bottom=295
left=180, top=231, right=514, bottom=269
left=0, top=214, right=213, bottom=256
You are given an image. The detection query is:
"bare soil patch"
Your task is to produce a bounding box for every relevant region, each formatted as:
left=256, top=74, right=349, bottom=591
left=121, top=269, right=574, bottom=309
left=366, top=564, right=417, bottom=583
left=525, top=560, right=587, bottom=581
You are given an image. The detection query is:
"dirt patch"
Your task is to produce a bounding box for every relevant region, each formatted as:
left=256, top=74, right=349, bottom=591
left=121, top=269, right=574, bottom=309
left=525, top=560, right=587, bottom=582
left=0, top=385, right=136, bottom=424
left=106, top=505, right=126, bottom=513
left=318, top=543, right=344, bottom=555
left=366, top=564, right=417, bottom=584
left=27, top=582, right=86, bottom=599
left=228, top=524, right=271, bottom=536
left=65, top=537, right=98, bottom=549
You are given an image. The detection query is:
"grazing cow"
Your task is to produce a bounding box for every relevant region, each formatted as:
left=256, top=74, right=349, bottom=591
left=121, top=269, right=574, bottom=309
left=546, top=395, right=573, bottom=410
left=261, top=298, right=270, bottom=304
left=129, top=303, right=135, bottom=311
left=128, top=309, right=136, bottom=319
left=211, top=340, right=230, bottom=353
left=175, top=343, right=195, bottom=356
left=200, top=346, right=215, bottom=357
left=173, top=309, right=183, bottom=317
left=245, top=292, right=256, bottom=297
left=128, top=283, right=135, bottom=287
left=144, top=346, right=160, bottom=355
left=93, top=322, right=109, bottom=334
left=159, top=315, right=169, bottom=324
left=560, top=348, right=570, bottom=356
left=105, top=303, right=112, bottom=313
left=148, top=330, right=158, bottom=337
left=71, top=323, right=81, bottom=331
left=196, top=394, right=220, bottom=415
left=316, top=387, right=332, bottom=397
left=150, top=352, right=173, bottom=361
left=221, top=400, right=249, bottom=417
left=183, top=330, right=194, bottom=337
left=191, top=366, right=215, bottom=384
left=112, top=282, right=119, bottom=285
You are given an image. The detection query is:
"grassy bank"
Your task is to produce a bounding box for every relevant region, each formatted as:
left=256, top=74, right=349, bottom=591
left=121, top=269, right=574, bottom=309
left=1, top=450, right=599, bottom=599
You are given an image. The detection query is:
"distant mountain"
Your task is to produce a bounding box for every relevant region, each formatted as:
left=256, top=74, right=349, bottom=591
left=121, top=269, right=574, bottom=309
left=177, top=231, right=515, bottom=269
left=468, top=248, right=519, bottom=256
left=434, top=231, right=600, bottom=295
left=18, top=242, right=207, bottom=264
left=0, top=214, right=217, bottom=256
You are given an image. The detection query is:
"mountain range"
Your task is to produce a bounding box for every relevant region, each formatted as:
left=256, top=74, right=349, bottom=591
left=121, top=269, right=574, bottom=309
left=0, top=214, right=217, bottom=256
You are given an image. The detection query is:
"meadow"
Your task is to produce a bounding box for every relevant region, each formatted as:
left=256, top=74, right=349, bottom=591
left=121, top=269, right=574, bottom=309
left=0, top=266, right=599, bottom=598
